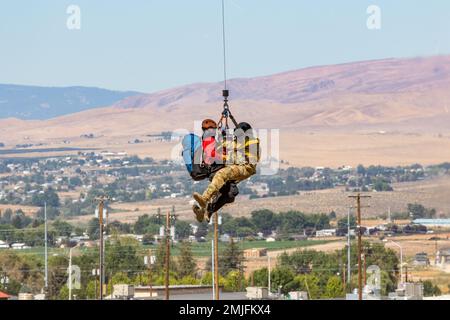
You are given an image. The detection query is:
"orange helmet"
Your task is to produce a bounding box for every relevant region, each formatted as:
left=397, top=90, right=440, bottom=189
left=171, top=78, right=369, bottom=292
left=202, top=119, right=217, bottom=130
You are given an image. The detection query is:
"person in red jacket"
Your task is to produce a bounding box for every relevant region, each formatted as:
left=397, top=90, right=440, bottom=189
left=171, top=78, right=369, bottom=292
left=201, top=119, right=217, bottom=165
left=191, top=119, right=239, bottom=222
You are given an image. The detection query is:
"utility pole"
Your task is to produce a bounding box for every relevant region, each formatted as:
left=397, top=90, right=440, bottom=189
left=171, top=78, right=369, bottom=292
left=44, top=202, right=48, bottom=291
left=99, top=200, right=104, bottom=300
left=211, top=239, right=215, bottom=300
left=405, top=266, right=408, bottom=283
left=95, top=196, right=110, bottom=300
left=349, top=193, right=370, bottom=301
left=148, top=249, right=153, bottom=299
left=268, top=255, right=271, bottom=294
left=343, top=264, right=346, bottom=292
left=69, top=247, right=73, bottom=300
left=109, top=272, right=113, bottom=298
left=165, top=210, right=170, bottom=300
left=213, top=211, right=219, bottom=300
left=435, top=239, right=438, bottom=265
left=347, top=207, right=351, bottom=287
left=363, top=253, right=367, bottom=286
left=170, top=206, right=178, bottom=248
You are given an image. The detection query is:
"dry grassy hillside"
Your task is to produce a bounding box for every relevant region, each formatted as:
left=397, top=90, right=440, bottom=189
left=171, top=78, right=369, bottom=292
left=2, top=56, right=450, bottom=167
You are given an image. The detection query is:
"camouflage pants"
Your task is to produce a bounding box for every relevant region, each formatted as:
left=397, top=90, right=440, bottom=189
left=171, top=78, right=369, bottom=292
left=202, top=164, right=256, bottom=202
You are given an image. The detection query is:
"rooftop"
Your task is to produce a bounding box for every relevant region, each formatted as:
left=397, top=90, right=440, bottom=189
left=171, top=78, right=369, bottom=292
left=413, top=219, right=450, bottom=226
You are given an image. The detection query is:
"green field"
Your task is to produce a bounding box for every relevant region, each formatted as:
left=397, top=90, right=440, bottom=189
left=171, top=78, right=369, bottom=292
left=165, top=239, right=333, bottom=257
left=10, top=239, right=334, bottom=259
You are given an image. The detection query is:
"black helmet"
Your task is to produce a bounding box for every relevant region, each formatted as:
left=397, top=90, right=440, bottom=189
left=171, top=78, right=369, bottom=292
left=234, top=122, right=253, bottom=139
left=235, top=122, right=252, bottom=132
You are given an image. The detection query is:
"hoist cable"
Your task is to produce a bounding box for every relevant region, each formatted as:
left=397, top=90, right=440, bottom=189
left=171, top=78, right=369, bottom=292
left=221, top=0, right=228, bottom=90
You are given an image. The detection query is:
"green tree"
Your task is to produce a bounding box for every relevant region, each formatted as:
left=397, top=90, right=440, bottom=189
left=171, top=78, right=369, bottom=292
left=423, top=280, right=441, bottom=296
left=106, top=221, right=132, bottom=234
left=250, top=209, right=278, bottom=236
left=87, top=218, right=100, bottom=240
left=323, top=275, right=344, bottom=298
left=58, top=285, right=69, bottom=300
left=175, top=221, right=192, bottom=239
left=373, top=179, right=393, bottom=192
left=85, top=279, right=100, bottom=299
left=11, top=211, right=32, bottom=229
left=0, top=251, right=43, bottom=295
left=52, top=220, right=74, bottom=237
left=48, top=255, right=69, bottom=299
left=154, top=241, right=177, bottom=275
left=252, top=267, right=268, bottom=287
left=270, top=266, right=295, bottom=293
left=31, top=188, right=60, bottom=207
left=407, top=203, right=436, bottom=219
left=338, top=216, right=356, bottom=229
left=200, top=272, right=225, bottom=287
left=69, top=177, right=83, bottom=188
left=357, top=164, right=366, bottom=175
left=0, top=208, right=13, bottom=224
left=219, top=239, right=245, bottom=276
left=340, top=241, right=399, bottom=295
left=224, top=270, right=246, bottom=292
left=177, top=242, right=197, bottom=278
left=328, top=211, right=337, bottom=220
left=285, top=274, right=321, bottom=299
left=105, top=236, right=144, bottom=278
left=134, top=214, right=152, bottom=234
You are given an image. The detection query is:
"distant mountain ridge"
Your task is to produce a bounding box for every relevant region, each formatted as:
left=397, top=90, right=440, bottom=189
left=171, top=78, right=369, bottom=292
left=0, top=84, right=142, bottom=120
left=2, top=55, right=450, bottom=145
left=108, top=55, right=450, bottom=131
left=114, top=56, right=450, bottom=109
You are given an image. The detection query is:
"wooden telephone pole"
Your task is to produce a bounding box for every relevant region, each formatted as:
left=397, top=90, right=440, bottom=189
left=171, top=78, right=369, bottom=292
left=349, top=193, right=370, bottom=301
left=165, top=210, right=170, bottom=300
left=95, top=196, right=110, bottom=300
left=405, top=266, right=408, bottom=283
left=162, top=209, right=178, bottom=300
left=363, top=253, right=367, bottom=286
left=213, top=211, right=220, bottom=300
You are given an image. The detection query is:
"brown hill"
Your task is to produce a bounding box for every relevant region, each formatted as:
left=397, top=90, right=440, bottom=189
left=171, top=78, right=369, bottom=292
left=5, top=56, right=450, bottom=134
left=2, top=55, right=450, bottom=166
left=110, top=55, right=450, bottom=129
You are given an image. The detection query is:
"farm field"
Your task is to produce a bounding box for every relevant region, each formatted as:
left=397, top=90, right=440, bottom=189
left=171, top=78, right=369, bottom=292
left=11, top=239, right=334, bottom=259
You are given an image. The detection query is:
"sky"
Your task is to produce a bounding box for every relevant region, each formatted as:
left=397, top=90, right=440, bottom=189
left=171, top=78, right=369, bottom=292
left=0, top=0, right=449, bottom=93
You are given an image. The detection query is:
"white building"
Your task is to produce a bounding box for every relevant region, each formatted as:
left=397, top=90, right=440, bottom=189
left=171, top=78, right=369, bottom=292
left=11, top=243, right=30, bottom=250
left=413, top=219, right=450, bottom=228
left=0, top=240, right=9, bottom=249
left=315, top=229, right=336, bottom=237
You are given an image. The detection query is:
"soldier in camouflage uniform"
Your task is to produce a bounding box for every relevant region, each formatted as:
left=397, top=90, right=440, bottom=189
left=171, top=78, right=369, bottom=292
left=193, top=122, right=260, bottom=221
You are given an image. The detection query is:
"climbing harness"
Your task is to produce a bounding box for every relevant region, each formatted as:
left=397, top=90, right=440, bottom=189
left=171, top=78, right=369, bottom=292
left=217, top=89, right=238, bottom=131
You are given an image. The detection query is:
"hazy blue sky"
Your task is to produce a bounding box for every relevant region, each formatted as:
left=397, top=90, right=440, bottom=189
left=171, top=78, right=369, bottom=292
left=1, top=0, right=449, bottom=93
